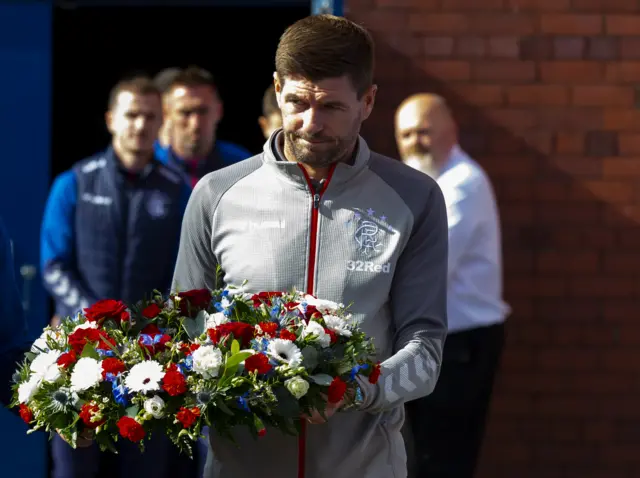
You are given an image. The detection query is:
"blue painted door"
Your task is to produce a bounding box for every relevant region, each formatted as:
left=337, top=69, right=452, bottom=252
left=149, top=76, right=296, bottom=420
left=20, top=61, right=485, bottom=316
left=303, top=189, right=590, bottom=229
left=0, top=2, right=51, bottom=477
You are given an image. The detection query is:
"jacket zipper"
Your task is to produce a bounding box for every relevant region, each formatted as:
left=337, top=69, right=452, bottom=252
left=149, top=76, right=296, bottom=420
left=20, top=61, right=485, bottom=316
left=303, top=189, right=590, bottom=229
left=298, top=164, right=336, bottom=295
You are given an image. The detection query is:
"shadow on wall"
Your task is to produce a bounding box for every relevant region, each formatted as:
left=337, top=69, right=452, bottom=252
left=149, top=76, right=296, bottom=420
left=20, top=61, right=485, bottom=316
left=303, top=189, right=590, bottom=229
left=352, top=23, right=640, bottom=478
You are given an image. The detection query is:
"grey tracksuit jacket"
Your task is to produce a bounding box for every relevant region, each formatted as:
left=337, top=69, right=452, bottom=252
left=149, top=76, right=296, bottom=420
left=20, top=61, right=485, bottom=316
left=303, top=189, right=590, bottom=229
left=172, top=131, right=448, bottom=478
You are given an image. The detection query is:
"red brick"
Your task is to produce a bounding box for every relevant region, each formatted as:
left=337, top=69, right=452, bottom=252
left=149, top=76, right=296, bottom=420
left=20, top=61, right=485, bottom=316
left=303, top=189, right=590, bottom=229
left=606, top=15, right=640, bottom=35
left=519, top=36, right=553, bottom=60
left=586, top=37, right=619, bottom=60
left=478, top=155, right=536, bottom=175
left=603, top=109, right=640, bottom=130
left=473, top=61, right=536, bottom=82
left=455, top=36, right=486, bottom=57
left=488, top=37, right=520, bottom=58
left=537, top=251, right=600, bottom=273
left=605, top=205, right=640, bottom=225
left=468, top=14, right=537, bottom=35
left=540, top=61, right=604, bottom=83
left=573, top=0, right=640, bottom=11
left=604, top=252, right=640, bottom=274
left=417, top=60, right=470, bottom=81
left=621, top=37, right=640, bottom=59
left=618, top=134, right=640, bottom=154
left=573, top=180, right=634, bottom=203
left=523, top=132, right=554, bottom=154
left=572, top=86, right=634, bottom=106
left=570, top=277, right=637, bottom=297
left=483, top=108, right=537, bottom=130
left=441, top=0, right=504, bottom=9
left=507, top=85, right=569, bottom=106
left=555, top=132, right=584, bottom=154
left=605, top=62, right=640, bottom=82
left=603, top=157, right=640, bottom=176
left=546, top=156, right=603, bottom=176
left=533, top=179, right=570, bottom=200
left=422, top=36, right=455, bottom=57
left=384, top=34, right=423, bottom=57
left=508, top=0, right=571, bottom=10
left=553, top=36, right=586, bottom=59
left=540, top=14, right=603, bottom=35
left=375, top=0, right=437, bottom=6
left=585, top=131, right=618, bottom=157
left=537, top=203, right=602, bottom=225
left=355, top=9, right=409, bottom=32
left=449, top=84, right=505, bottom=106
left=537, top=109, right=602, bottom=132
left=407, top=13, right=468, bottom=33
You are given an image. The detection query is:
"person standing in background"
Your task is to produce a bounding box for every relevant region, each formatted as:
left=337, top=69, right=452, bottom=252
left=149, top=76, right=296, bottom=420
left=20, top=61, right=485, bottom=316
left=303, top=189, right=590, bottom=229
left=40, top=76, right=193, bottom=478
left=153, top=67, right=182, bottom=150
left=395, top=93, right=509, bottom=478
left=156, top=66, right=251, bottom=187
left=258, top=84, right=282, bottom=140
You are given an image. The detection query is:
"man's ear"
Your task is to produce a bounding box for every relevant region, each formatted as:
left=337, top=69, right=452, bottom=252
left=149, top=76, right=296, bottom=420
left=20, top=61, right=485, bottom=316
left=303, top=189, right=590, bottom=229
left=105, top=110, right=113, bottom=135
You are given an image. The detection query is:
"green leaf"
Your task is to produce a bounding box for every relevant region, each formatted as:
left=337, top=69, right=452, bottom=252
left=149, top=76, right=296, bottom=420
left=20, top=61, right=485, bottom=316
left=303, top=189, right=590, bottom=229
left=309, top=373, right=334, bottom=386
left=80, top=343, right=100, bottom=360
left=182, top=310, right=208, bottom=339
left=216, top=400, right=235, bottom=416
left=301, top=346, right=318, bottom=369
left=96, top=433, right=118, bottom=454
left=125, top=405, right=139, bottom=419
left=24, top=352, right=37, bottom=362
left=222, top=351, right=253, bottom=379
left=231, top=339, right=240, bottom=356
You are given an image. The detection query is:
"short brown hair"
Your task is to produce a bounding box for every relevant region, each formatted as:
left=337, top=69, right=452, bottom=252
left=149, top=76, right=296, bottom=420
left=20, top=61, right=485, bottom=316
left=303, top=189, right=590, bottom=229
left=262, top=84, right=279, bottom=117
left=153, top=67, right=182, bottom=93
left=166, top=65, right=217, bottom=94
left=275, top=14, right=374, bottom=97
left=108, top=76, right=160, bottom=110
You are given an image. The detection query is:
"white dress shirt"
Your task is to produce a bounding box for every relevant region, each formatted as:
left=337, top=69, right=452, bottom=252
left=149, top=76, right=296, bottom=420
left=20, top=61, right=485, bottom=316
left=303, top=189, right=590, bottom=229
left=437, top=146, right=510, bottom=333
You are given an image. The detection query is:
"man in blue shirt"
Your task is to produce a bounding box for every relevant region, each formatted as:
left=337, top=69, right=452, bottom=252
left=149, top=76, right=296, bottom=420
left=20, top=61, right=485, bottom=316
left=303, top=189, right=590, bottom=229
left=154, top=66, right=251, bottom=188
left=0, top=217, right=29, bottom=407
left=40, top=75, right=193, bottom=478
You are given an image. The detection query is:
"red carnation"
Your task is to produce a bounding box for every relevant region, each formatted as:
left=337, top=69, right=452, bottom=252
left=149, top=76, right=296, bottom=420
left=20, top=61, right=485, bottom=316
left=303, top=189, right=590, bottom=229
left=19, top=404, right=33, bottom=424
left=176, top=407, right=201, bottom=429
left=257, top=322, right=278, bottom=338
left=79, top=402, right=105, bottom=429
left=324, top=327, right=338, bottom=344
left=257, top=428, right=267, bottom=437
left=283, top=301, right=300, bottom=311
left=177, top=289, right=211, bottom=316
left=138, top=324, right=171, bottom=356
left=162, top=364, right=187, bottom=396
left=251, top=291, right=283, bottom=308
left=302, top=305, right=322, bottom=321
left=141, top=303, right=162, bottom=319
left=57, top=350, right=77, bottom=369
left=369, top=363, right=382, bottom=384
left=117, top=416, right=145, bottom=442
left=101, top=358, right=126, bottom=380
left=279, top=329, right=297, bottom=341
left=84, top=299, right=129, bottom=325
left=327, top=376, right=347, bottom=404
left=244, top=353, right=272, bottom=375
left=68, top=328, right=116, bottom=355
left=179, top=342, right=200, bottom=356
left=208, top=322, right=255, bottom=348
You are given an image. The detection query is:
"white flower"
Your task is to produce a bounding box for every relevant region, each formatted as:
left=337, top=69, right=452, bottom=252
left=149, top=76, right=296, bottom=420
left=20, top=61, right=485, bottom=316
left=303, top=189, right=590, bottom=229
left=205, top=311, right=228, bottom=329
left=301, top=321, right=331, bottom=348
left=31, top=329, right=65, bottom=354
left=30, top=350, right=62, bottom=383
left=324, top=315, right=352, bottom=338
left=18, top=375, right=42, bottom=404
left=124, top=361, right=165, bottom=393
left=267, top=339, right=303, bottom=368
left=191, top=345, right=223, bottom=379
left=70, top=357, right=104, bottom=392
left=73, top=322, right=98, bottom=332
left=144, top=395, right=166, bottom=419
left=285, top=376, right=309, bottom=399
left=303, top=295, right=340, bottom=314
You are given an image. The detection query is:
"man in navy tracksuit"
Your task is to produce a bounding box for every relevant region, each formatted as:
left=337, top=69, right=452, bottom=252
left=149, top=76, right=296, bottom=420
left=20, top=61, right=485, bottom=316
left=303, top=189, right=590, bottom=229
left=153, top=66, right=251, bottom=187
left=40, top=76, right=192, bottom=478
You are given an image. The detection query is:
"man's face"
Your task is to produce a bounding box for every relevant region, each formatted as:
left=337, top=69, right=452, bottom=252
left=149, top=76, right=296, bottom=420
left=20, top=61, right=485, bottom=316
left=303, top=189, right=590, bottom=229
left=259, top=112, right=283, bottom=140
left=276, top=74, right=376, bottom=168
left=106, top=91, right=162, bottom=156
left=395, top=107, right=454, bottom=178
left=164, top=85, right=222, bottom=159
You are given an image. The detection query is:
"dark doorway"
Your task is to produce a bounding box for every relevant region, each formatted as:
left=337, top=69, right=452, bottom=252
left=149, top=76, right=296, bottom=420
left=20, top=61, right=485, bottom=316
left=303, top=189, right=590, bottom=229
left=51, top=5, right=308, bottom=180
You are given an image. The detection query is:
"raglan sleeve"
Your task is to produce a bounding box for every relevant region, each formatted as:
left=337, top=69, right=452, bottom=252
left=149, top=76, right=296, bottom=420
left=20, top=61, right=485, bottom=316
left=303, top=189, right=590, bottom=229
left=357, top=178, right=449, bottom=412
left=40, top=170, right=98, bottom=318
left=172, top=179, right=219, bottom=292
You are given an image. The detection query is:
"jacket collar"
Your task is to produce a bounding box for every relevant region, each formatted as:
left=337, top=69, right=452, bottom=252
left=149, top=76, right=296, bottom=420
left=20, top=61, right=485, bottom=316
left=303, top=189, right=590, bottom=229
left=104, top=146, right=156, bottom=181
left=261, top=129, right=370, bottom=190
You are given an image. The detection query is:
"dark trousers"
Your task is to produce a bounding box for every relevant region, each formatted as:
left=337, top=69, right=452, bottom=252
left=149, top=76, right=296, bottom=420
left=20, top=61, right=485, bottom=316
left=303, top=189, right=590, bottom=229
left=405, top=322, right=505, bottom=478
left=51, top=432, right=200, bottom=478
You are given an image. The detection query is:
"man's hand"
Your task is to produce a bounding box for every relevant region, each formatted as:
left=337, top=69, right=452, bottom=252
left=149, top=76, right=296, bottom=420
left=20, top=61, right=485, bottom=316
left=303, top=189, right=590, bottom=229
left=302, top=395, right=347, bottom=424
left=50, top=315, right=61, bottom=328
left=57, top=428, right=94, bottom=448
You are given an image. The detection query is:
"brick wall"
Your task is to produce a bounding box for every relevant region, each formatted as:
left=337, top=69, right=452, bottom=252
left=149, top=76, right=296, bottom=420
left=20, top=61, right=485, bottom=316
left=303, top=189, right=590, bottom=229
left=344, top=1, right=640, bottom=477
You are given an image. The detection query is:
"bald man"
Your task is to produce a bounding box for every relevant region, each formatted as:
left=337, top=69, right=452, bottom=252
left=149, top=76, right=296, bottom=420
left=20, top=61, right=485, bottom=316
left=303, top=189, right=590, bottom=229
left=395, top=94, right=510, bottom=478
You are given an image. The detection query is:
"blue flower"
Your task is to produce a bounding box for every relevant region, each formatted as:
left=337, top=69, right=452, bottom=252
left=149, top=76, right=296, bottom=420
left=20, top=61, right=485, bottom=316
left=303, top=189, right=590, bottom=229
left=139, top=334, right=164, bottom=347
left=221, top=290, right=230, bottom=298
left=97, top=348, right=115, bottom=358
left=112, top=380, right=130, bottom=406
left=180, top=355, right=193, bottom=373
left=237, top=394, right=251, bottom=413
left=251, top=338, right=269, bottom=353
left=349, top=363, right=369, bottom=381
left=214, top=302, right=224, bottom=312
